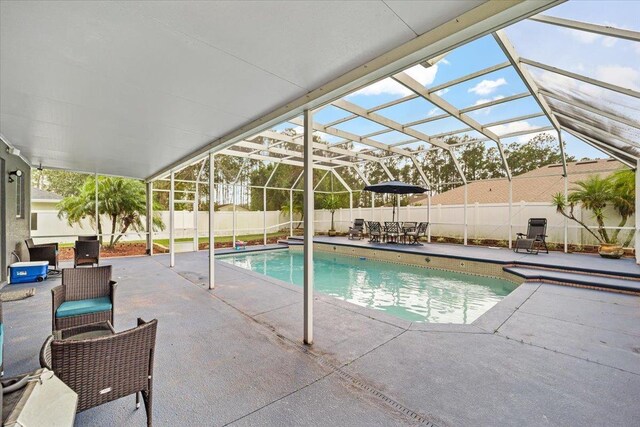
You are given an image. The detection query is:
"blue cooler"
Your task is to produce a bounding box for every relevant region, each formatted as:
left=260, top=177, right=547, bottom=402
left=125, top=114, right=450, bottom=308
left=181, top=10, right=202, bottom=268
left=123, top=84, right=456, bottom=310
left=8, top=261, right=49, bottom=284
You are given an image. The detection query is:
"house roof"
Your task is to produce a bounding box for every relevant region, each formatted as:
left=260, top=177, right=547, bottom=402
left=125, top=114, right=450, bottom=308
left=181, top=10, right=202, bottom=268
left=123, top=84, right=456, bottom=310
left=31, top=187, right=62, bottom=201
left=411, top=159, right=626, bottom=205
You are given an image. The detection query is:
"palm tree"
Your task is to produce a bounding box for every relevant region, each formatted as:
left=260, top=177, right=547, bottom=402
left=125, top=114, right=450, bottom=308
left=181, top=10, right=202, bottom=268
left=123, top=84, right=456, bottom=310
left=567, top=175, right=612, bottom=243
left=58, top=176, right=164, bottom=247
left=281, top=197, right=304, bottom=229
left=552, top=170, right=636, bottom=246
left=609, top=169, right=635, bottom=246
left=321, top=194, right=341, bottom=232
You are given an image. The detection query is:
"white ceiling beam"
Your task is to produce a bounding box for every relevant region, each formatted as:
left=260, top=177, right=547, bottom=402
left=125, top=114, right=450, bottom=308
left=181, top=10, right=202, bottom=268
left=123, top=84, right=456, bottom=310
left=428, top=61, right=511, bottom=94
left=331, top=169, right=352, bottom=192
left=235, top=140, right=357, bottom=167
left=520, top=57, right=640, bottom=99
left=332, top=98, right=467, bottom=183
left=529, top=14, right=640, bottom=43
left=459, top=92, right=530, bottom=114
left=219, top=149, right=333, bottom=171
left=351, top=164, right=371, bottom=186
left=493, top=29, right=567, bottom=176
left=393, top=71, right=512, bottom=180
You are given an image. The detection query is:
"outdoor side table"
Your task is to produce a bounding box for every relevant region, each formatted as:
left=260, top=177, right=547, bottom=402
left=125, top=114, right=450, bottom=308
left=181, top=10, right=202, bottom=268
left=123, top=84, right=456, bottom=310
left=54, top=321, right=115, bottom=341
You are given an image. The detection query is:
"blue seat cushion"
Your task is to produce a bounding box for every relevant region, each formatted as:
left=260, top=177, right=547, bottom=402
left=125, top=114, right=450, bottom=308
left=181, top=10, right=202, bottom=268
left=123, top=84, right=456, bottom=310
left=56, top=297, right=112, bottom=318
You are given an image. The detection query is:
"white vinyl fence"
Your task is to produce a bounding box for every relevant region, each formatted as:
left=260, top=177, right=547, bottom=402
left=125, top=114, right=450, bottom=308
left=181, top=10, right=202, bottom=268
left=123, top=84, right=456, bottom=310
left=31, top=203, right=636, bottom=248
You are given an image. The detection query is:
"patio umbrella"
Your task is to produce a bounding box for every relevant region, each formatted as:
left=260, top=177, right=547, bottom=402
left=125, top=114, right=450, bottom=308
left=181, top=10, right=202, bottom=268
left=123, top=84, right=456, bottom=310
left=363, top=181, right=428, bottom=221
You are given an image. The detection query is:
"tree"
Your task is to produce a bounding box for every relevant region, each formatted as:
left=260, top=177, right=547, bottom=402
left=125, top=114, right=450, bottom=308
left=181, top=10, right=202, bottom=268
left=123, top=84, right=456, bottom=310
left=551, top=170, right=636, bottom=245
left=32, top=169, right=89, bottom=197
left=58, top=176, right=164, bottom=247
left=320, top=194, right=341, bottom=231
left=506, top=133, right=574, bottom=175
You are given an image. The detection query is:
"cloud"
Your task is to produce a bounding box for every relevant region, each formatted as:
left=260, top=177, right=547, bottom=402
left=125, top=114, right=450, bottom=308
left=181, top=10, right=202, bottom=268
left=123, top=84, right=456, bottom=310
left=595, top=65, right=640, bottom=91
left=427, top=107, right=440, bottom=117
left=435, top=88, right=449, bottom=97
left=348, top=78, right=412, bottom=97
left=348, top=60, right=445, bottom=97
left=471, top=95, right=504, bottom=115
left=405, top=63, right=440, bottom=86
left=468, top=78, right=507, bottom=95
left=488, top=120, right=535, bottom=136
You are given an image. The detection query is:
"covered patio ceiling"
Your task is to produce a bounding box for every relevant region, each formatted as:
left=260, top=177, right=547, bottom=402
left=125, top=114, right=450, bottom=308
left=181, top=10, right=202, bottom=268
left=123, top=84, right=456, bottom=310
left=0, top=0, right=561, bottom=178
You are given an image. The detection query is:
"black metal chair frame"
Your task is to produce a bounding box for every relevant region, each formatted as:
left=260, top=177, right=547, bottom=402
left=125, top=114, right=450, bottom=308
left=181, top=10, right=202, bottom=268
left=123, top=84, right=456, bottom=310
left=514, top=218, right=549, bottom=255
left=366, top=221, right=383, bottom=243
left=348, top=219, right=365, bottom=240
left=385, top=222, right=401, bottom=244
left=405, top=222, right=428, bottom=245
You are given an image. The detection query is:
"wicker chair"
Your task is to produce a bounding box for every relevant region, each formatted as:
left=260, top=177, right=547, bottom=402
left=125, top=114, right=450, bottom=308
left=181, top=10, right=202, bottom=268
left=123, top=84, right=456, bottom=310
left=52, top=266, right=116, bottom=331
left=25, top=238, right=59, bottom=272
left=74, top=240, right=100, bottom=268
left=40, top=318, right=158, bottom=426
left=347, top=218, right=365, bottom=240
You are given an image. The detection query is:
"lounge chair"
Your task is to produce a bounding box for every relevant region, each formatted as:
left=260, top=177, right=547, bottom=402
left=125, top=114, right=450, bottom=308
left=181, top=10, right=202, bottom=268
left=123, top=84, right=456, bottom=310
left=25, top=238, right=59, bottom=272
left=74, top=240, right=100, bottom=267
left=514, top=218, right=549, bottom=254
left=40, top=318, right=157, bottom=426
left=348, top=218, right=365, bottom=240
left=52, top=266, right=117, bottom=331
left=405, top=222, right=428, bottom=245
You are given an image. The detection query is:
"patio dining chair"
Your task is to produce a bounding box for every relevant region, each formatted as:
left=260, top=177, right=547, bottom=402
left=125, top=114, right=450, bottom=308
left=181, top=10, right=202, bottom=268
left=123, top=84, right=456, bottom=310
left=514, top=218, right=549, bottom=254
left=400, top=222, right=417, bottom=244
left=348, top=218, right=365, bottom=240
left=52, top=266, right=117, bottom=331
left=405, top=222, right=429, bottom=246
left=366, top=221, right=384, bottom=243
left=25, top=238, right=59, bottom=272
left=74, top=240, right=100, bottom=267
left=40, top=318, right=158, bottom=426
left=385, top=222, right=401, bottom=243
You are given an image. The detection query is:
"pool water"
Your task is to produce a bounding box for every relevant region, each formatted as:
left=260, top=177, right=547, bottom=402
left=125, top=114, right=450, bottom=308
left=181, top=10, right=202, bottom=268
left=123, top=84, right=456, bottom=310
left=219, top=250, right=518, bottom=324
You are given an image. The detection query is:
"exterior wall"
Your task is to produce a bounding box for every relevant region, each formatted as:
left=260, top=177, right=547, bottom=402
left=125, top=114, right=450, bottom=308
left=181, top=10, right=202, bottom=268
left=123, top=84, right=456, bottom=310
left=1, top=140, right=31, bottom=281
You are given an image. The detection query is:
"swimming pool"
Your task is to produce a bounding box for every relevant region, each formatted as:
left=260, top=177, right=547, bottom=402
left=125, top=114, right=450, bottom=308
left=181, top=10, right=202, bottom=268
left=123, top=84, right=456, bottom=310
left=220, top=249, right=519, bottom=324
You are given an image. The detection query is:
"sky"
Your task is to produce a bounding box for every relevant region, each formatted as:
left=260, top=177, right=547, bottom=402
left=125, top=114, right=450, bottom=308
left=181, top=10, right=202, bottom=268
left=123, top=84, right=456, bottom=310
left=269, top=1, right=639, bottom=163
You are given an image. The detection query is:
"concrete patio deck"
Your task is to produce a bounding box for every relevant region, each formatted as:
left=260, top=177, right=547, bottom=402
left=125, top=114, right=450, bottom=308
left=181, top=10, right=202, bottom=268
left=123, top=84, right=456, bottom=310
left=2, top=248, right=639, bottom=426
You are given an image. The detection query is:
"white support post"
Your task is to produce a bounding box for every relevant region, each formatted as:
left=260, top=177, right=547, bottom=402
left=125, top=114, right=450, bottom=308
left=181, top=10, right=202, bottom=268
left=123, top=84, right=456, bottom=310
left=508, top=179, right=513, bottom=249
left=397, top=195, right=401, bottom=222
left=209, top=153, right=215, bottom=289
left=635, top=160, right=639, bottom=264
left=169, top=171, right=175, bottom=268
left=95, top=173, right=99, bottom=239
left=427, top=190, right=431, bottom=243
left=303, top=109, right=314, bottom=345
left=232, top=185, right=237, bottom=249
left=194, top=185, right=199, bottom=252
left=289, top=189, right=294, bottom=237
left=349, top=191, right=353, bottom=224
left=564, top=174, right=569, bottom=253
left=146, top=181, right=153, bottom=255
left=463, top=183, right=468, bottom=245
left=263, top=187, right=267, bottom=245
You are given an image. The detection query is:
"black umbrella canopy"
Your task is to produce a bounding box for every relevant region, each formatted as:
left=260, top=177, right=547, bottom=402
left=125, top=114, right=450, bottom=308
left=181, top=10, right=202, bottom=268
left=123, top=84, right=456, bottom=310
left=363, top=180, right=428, bottom=194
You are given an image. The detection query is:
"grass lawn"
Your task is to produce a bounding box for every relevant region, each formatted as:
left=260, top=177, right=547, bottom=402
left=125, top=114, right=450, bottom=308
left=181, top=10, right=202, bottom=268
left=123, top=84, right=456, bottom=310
left=153, top=232, right=287, bottom=247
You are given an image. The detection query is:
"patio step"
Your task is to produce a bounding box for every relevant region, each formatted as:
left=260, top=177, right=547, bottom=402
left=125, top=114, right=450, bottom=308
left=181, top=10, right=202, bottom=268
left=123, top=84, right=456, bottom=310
left=504, top=266, right=640, bottom=293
